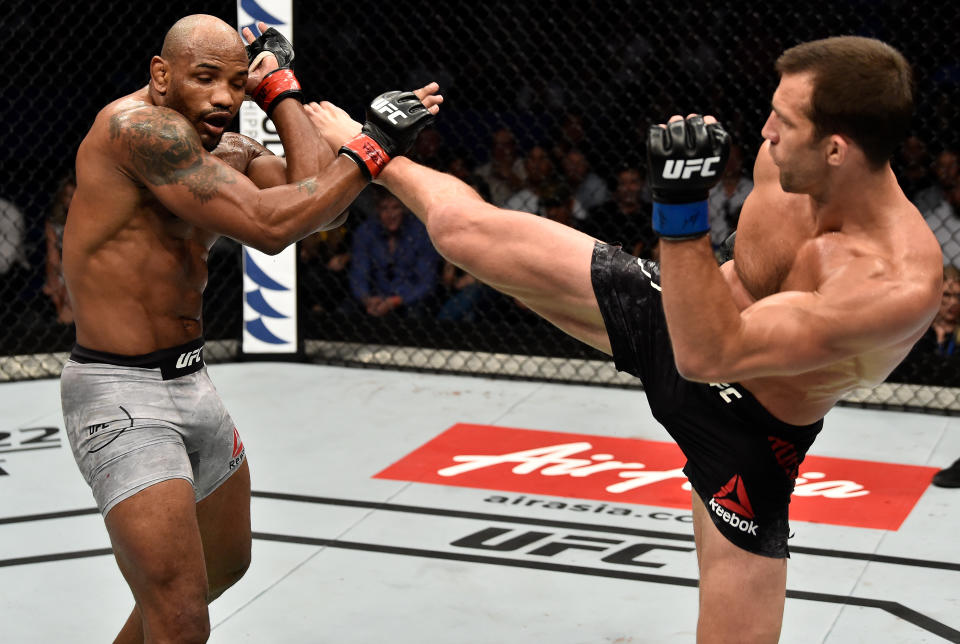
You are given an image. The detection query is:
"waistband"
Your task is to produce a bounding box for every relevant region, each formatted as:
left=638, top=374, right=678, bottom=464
left=69, top=338, right=205, bottom=380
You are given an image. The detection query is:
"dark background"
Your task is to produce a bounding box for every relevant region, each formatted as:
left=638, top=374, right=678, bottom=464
left=2, top=0, right=958, bottom=396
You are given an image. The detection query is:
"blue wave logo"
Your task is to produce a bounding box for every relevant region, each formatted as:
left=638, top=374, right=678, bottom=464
left=244, top=248, right=290, bottom=345
left=239, top=0, right=286, bottom=34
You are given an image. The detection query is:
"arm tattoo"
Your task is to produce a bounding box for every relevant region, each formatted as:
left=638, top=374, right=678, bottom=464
left=109, top=109, right=236, bottom=204
left=296, top=178, right=318, bottom=195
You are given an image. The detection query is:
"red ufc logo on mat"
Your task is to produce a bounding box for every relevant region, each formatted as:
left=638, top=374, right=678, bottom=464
left=375, top=424, right=937, bottom=530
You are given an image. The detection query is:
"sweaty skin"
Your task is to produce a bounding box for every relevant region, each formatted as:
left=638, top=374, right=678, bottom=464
left=63, top=18, right=364, bottom=355
left=707, top=142, right=941, bottom=423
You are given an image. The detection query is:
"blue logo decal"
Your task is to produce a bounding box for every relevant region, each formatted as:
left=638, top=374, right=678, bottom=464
left=240, top=0, right=285, bottom=34
left=244, top=249, right=290, bottom=345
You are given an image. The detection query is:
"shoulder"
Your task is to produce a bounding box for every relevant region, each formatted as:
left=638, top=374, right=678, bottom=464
left=751, top=141, right=780, bottom=187
left=105, top=103, right=196, bottom=143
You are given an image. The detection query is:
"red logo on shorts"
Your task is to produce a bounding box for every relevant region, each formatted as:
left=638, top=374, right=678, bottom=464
left=713, top=474, right=755, bottom=518
left=232, top=428, right=244, bottom=459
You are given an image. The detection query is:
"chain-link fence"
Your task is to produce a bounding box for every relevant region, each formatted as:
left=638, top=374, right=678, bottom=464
left=2, top=1, right=959, bottom=410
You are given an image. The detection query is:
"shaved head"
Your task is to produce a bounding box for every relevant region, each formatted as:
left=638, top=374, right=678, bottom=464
left=150, top=14, right=249, bottom=151
left=160, top=14, right=245, bottom=63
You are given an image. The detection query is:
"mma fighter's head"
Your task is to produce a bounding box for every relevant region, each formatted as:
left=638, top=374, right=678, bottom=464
left=149, top=14, right=248, bottom=150
left=762, top=36, right=913, bottom=194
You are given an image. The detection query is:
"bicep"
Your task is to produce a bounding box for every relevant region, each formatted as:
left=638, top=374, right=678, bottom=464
left=725, top=286, right=924, bottom=379
left=111, top=108, right=266, bottom=242
left=246, top=155, right=288, bottom=188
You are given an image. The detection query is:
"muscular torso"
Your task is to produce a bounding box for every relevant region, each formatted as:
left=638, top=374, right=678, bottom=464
left=63, top=89, right=262, bottom=354
left=719, top=143, right=941, bottom=424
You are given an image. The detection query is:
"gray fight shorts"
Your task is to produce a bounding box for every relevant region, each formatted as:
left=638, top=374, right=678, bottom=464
left=60, top=338, right=246, bottom=516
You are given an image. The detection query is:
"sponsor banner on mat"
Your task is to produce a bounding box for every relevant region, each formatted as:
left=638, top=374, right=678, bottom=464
left=375, top=424, right=937, bottom=530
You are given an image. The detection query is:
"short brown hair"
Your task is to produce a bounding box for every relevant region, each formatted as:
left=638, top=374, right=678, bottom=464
left=944, top=264, right=960, bottom=285
left=776, top=36, right=913, bottom=168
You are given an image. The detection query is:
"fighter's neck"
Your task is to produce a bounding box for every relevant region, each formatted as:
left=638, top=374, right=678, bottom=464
left=807, top=165, right=901, bottom=233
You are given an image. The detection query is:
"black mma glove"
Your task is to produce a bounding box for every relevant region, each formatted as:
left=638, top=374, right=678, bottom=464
left=245, top=28, right=303, bottom=117
left=647, top=115, right=730, bottom=240
left=339, top=91, right=435, bottom=180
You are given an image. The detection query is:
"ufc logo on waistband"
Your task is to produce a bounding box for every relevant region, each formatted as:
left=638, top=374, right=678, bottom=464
left=662, top=157, right=721, bottom=179
left=176, top=348, right=202, bottom=369
left=372, top=97, right=409, bottom=125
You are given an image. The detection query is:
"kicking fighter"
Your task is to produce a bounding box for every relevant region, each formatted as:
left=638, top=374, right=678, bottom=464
left=309, top=36, right=940, bottom=642
left=60, top=14, right=439, bottom=643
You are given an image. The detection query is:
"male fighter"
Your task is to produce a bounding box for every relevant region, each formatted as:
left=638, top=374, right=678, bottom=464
left=60, top=14, right=439, bottom=642
left=309, top=36, right=941, bottom=642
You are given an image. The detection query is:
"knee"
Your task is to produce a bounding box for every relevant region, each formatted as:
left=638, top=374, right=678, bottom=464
left=208, top=552, right=251, bottom=601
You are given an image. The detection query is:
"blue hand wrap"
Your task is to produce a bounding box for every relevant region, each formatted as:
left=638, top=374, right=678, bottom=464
left=652, top=201, right=710, bottom=239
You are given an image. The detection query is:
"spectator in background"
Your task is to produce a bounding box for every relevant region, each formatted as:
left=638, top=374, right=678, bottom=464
left=914, top=149, right=958, bottom=214
left=539, top=182, right=579, bottom=229
left=917, top=265, right=960, bottom=357
left=409, top=128, right=445, bottom=171
left=348, top=189, right=441, bottom=318
left=922, top=183, right=960, bottom=264
left=581, top=166, right=657, bottom=259
left=44, top=171, right=76, bottom=324
left=888, top=264, right=960, bottom=387
left=889, top=265, right=960, bottom=488
left=437, top=261, right=493, bottom=322
left=893, top=135, right=932, bottom=200
left=300, top=222, right=351, bottom=314
left=505, top=144, right=588, bottom=219
left=0, top=192, right=29, bottom=298
left=444, top=149, right=491, bottom=202
left=475, top=126, right=526, bottom=206
left=707, top=142, right=753, bottom=252
left=561, top=148, right=609, bottom=219
left=550, top=111, right=591, bottom=167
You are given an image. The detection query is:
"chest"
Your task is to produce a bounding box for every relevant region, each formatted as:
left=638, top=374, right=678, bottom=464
left=733, top=192, right=821, bottom=299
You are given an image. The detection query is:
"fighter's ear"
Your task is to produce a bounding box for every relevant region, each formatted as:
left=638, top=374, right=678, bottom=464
left=149, top=56, right=170, bottom=95
left=825, top=134, right=848, bottom=167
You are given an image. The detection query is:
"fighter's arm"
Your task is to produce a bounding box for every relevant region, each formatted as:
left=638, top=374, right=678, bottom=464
left=238, top=22, right=332, bottom=188
left=666, top=253, right=936, bottom=381
left=109, top=105, right=365, bottom=254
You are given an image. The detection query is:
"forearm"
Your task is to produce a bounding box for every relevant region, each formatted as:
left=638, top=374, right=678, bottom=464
left=270, top=100, right=332, bottom=180
left=252, top=158, right=366, bottom=253
left=659, top=237, right=743, bottom=380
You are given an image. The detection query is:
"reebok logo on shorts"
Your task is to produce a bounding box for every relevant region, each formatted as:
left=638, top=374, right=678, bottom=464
left=229, top=427, right=246, bottom=470
left=709, top=474, right=758, bottom=536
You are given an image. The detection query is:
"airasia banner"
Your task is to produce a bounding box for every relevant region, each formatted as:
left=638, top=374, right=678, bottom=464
left=375, top=424, right=937, bottom=530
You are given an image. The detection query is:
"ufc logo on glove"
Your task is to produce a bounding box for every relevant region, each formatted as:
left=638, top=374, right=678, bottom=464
left=372, top=96, right=409, bottom=125
left=661, top=157, right=722, bottom=179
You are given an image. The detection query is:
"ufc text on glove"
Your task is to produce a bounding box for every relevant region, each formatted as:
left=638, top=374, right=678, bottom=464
left=647, top=115, right=731, bottom=240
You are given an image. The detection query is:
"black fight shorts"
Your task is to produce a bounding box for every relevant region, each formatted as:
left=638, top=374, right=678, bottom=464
left=591, top=242, right=822, bottom=558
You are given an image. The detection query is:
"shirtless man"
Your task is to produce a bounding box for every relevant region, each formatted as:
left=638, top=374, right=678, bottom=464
left=60, top=15, right=439, bottom=643
left=309, top=36, right=941, bottom=642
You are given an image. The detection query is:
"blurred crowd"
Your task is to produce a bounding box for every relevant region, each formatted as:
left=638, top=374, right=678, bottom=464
left=3, top=117, right=960, bottom=388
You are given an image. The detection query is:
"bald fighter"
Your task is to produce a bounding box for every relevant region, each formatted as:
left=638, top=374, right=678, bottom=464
left=60, top=14, right=439, bottom=642
left=310, top=37, right=940, bottom=642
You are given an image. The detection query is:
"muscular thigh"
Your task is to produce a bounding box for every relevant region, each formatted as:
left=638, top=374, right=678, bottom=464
left=449, top=203, right=611, bottom=353
left=105, top=478, right=208, bottom=604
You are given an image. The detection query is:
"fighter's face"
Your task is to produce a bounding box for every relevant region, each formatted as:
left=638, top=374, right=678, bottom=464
left=761, top=73, right=827, bottom=194
left=165, top=44, right=248, bottom=151
left=615, top=169, right=643, bottom=207
left=377, top=197, right=405, bottom=233
left=940, top=280, right=960, bottom=325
